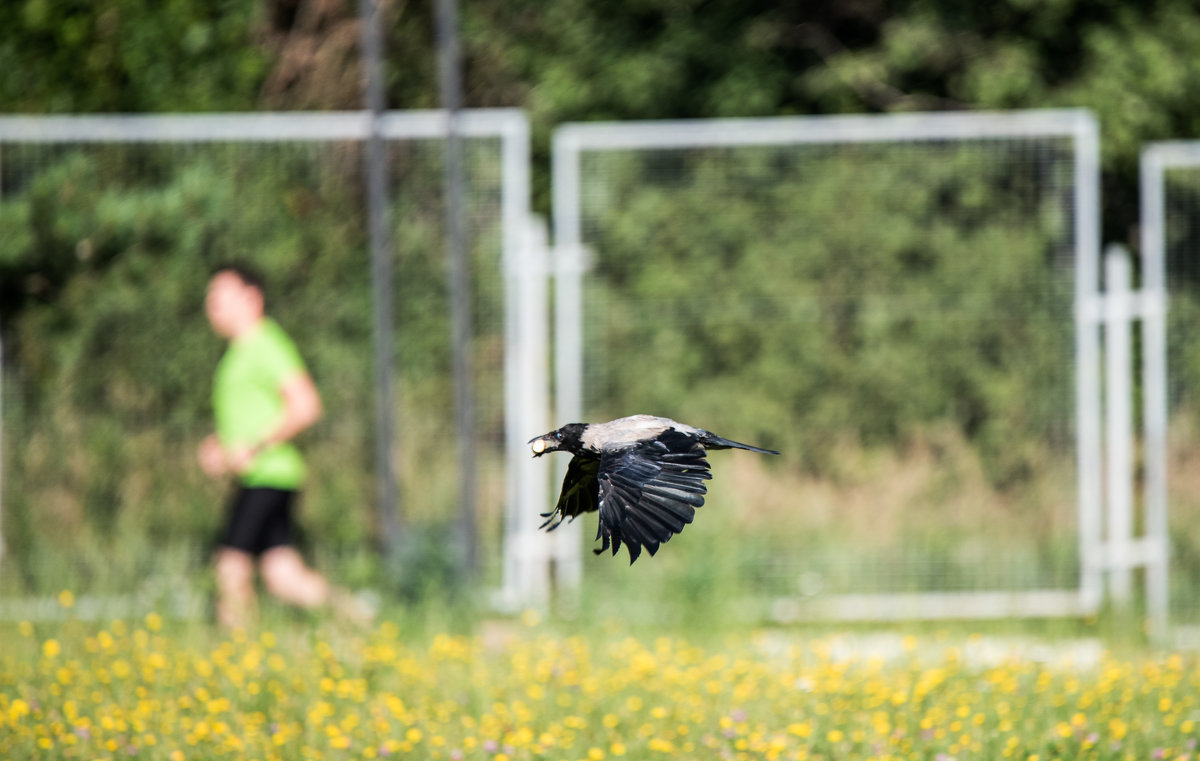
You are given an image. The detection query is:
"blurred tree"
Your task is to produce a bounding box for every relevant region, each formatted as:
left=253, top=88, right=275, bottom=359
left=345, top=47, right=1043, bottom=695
left=5, top=0, right=1200, bottom=233
left=0, top=0, right=269, bottom=112
left=466, top=0, right=1200, bottom=239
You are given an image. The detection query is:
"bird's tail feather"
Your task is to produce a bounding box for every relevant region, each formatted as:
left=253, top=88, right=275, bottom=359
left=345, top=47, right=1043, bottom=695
left=700, top=432, right=779, bottom=455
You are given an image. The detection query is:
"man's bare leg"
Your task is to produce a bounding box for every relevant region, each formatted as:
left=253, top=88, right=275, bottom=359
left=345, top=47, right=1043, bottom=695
left=214, top=548, right=257, bottom=629
left=260, top=547, right=377, bottom=623
left=259, top=546, right=330, bottom=609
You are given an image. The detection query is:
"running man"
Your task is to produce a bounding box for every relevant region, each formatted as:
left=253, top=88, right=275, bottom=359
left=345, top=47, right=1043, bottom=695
left=197, top=263, right=337, bottom=628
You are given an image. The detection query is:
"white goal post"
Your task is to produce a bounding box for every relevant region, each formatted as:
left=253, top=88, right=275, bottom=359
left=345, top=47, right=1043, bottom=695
left=1139, top=142, right=1200, bottom=642
left=551, top=109, right=1105, bottom=620
left=0, top=110, right=557, bottom=613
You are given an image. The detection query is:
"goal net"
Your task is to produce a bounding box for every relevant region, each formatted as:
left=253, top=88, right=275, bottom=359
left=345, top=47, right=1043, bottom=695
left=552, top=110, right=1102, bottom=619
left=0, top=112, right=533, bottom=616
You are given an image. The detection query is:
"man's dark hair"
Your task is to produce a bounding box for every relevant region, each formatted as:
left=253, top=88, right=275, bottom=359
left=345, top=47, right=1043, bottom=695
left=211, top=262, right=267, bottom=296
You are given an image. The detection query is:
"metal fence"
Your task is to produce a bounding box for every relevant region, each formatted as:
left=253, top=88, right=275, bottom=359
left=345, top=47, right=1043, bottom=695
left=1, top=107, right=1193, bottom=631
left=1141, top=142, right=1200, bottom=644
left=0, top=111, right=551, bottom=613
left=551, top=110, right=1105, bottom=620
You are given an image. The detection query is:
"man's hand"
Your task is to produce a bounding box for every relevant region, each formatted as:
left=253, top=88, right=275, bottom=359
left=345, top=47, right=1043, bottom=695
left=198, top=434, right=229, bottom=478
left=199, top=435, right=261, bottom=477
left=225, top=444, right=259, bottom=475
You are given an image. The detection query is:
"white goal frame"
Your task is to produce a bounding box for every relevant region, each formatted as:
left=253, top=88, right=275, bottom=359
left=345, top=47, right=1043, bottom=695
left=551, top=109, right=1104, bottom=620
left=0, top=111, right=555, bottom=612
left=1138, top=142, right=1200, bottom=641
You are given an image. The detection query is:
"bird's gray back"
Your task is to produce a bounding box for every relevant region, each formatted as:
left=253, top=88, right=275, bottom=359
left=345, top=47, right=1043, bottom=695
left=580, top=415, right=700, bottom=451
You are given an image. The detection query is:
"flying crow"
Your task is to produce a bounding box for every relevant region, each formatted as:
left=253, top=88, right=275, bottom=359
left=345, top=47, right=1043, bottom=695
left=529, top=414, right=779, bottom=563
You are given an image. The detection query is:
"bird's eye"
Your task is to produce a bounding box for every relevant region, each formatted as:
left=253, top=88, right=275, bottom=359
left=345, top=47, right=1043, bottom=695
left=556, top=432, right=563, bottom=440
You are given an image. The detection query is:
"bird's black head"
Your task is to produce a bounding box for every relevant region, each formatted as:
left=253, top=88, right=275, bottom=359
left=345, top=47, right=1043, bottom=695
left=528, top=423, right=586, bottom=457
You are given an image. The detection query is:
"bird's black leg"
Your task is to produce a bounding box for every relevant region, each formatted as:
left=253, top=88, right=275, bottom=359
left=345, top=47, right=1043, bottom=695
left=593, top=533, right=611, bottom=556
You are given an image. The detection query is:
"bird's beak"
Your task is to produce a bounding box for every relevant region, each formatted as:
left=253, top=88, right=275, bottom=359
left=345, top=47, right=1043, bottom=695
left=528, top=434, right=552, bottom=457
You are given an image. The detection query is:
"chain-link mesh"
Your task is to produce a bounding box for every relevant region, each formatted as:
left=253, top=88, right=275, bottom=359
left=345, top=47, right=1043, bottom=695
left=567, top=127, right=1084, bottom=604
left=0, top=116, right=516, bottom=614
left=1160, top=162, right=1200, bottom=631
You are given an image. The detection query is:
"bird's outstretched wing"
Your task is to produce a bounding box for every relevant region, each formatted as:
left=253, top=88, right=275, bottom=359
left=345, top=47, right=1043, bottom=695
left=539, top=455, right=600, bottom=531
left=595, top=430, right=712, bottom=563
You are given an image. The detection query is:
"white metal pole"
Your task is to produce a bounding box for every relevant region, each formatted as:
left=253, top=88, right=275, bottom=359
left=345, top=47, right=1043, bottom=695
left=498, top=115, right=549, bottom=609
left=521, top=217, right=552, bottom=605
left=1104, top=245, right=1135, bottom=605
left=501, top=216, right=552, bottom=609
left=1140, top=148, right=1171, bottom=642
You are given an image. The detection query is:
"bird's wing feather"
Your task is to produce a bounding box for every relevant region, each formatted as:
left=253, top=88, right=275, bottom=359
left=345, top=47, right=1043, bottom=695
left=540, top=455, right=600, bottom=531
left=595, top=430, right=712, bottom=563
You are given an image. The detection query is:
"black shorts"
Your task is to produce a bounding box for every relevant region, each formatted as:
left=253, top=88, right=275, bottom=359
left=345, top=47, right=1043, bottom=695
left=218, top=486, right=298, bottom=556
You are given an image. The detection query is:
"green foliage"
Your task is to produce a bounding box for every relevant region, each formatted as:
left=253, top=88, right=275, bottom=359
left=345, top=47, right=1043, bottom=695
left=462, top=0, right=1200, bottom=235
left=0, top=0, right=268, bottom=112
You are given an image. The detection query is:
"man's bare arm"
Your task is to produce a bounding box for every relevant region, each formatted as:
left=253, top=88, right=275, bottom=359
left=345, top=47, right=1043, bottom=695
left=224, top=372, right=323, bottom=473
left=263, top=371, right=323, bottom=448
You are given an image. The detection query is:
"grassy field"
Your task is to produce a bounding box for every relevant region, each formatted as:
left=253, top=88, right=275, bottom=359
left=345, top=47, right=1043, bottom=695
left=2, top=597, right=1198, bottom=761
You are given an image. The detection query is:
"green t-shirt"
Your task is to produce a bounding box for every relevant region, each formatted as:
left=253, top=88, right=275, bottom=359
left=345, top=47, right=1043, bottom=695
left=212, top=318, right=309, bottom=489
